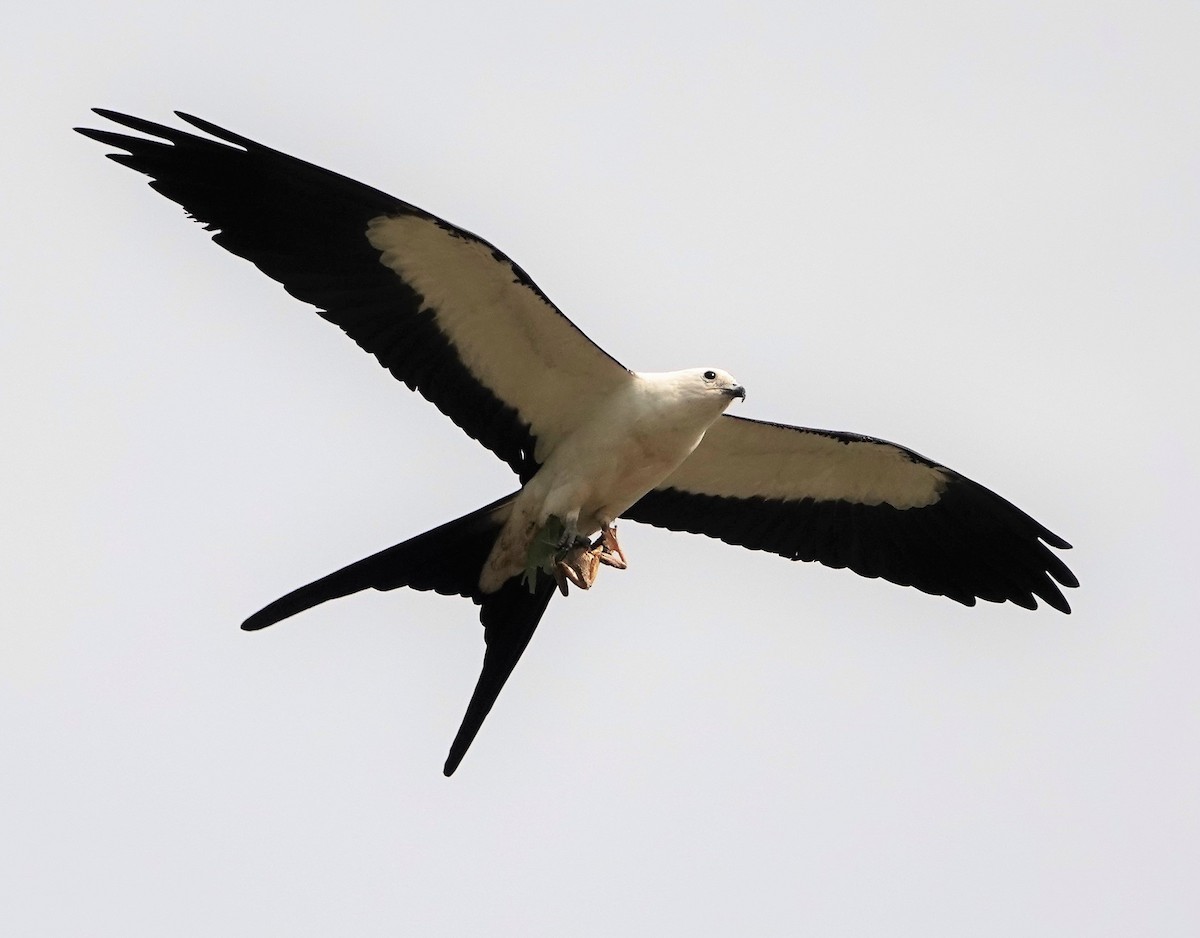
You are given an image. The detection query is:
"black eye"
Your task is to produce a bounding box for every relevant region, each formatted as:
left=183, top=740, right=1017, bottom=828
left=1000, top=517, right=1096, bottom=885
left=703, top=370, right=717, bottom=381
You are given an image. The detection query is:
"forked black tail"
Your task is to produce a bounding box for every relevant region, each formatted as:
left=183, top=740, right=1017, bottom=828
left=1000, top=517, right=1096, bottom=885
left=241, top=493, right=558, bottom=775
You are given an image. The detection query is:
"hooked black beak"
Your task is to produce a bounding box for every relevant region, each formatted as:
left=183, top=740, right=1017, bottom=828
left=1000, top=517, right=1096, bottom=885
left=726, top=385, right=746, bottom=401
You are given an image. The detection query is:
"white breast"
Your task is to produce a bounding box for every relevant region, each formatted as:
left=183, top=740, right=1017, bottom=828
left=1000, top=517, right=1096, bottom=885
left=478, top=371, right=734, bottom=591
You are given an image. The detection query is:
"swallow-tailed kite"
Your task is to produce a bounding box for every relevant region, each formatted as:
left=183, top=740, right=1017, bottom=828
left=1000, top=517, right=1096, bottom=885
left=77, top=110, right=1078, bottom=775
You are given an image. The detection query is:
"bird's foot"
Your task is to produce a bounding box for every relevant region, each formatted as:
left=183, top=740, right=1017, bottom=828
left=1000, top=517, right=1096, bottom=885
left=596, top=523, right=627, bottom=569
left=552, top=525, right=628, bottom=596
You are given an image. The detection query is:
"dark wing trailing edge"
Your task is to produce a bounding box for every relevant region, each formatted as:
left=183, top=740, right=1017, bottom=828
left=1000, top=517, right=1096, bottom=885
left=74, top=110, right=630, bottom=482
left=627, top=415, right=1078, bottom=612
left=241, top=494, right=557, bottom=776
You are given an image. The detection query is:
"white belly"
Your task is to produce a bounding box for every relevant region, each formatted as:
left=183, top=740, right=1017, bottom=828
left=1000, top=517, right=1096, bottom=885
left=478, top=382, right=723, bottom=592
left=542, top=419, right=705, bottom=532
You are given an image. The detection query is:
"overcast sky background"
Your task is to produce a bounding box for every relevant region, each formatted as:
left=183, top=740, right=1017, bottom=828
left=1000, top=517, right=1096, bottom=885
left=3, top=1, right=1198, bottom=934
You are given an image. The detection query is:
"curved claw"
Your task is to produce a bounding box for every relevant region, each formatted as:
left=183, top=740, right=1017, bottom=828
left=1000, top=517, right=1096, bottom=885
left=596, top=524, right=628, bottom=569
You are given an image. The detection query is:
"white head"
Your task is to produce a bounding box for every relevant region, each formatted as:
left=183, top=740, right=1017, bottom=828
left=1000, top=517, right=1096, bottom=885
left=637, top=367, right=746, bottom=413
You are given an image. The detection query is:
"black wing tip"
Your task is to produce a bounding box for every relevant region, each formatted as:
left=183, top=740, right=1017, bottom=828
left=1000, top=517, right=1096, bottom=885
left=909, top=479, right=1078, bottom=614
left=77, top=108, right=249, bottom=151
left=1039, top=585, right=1073, bottom=614
left=941, top=580, right=1073, bottom=614
left=173, top=111, right=256, bottom=148
left=82, top=108, right=166, bottom=136
left=89, top=106, right=128, bottom=121
left=1040, top=529, right=1073, bottom=551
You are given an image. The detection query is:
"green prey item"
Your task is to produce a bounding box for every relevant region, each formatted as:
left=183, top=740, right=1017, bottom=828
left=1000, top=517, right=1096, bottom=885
left=522, top=515, right=566, bottom=592
left=521, top=515, right=595, bottom=592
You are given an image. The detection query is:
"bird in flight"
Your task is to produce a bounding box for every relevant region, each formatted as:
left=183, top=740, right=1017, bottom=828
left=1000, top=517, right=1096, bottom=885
left=77, top=110, right=1078, bottom=775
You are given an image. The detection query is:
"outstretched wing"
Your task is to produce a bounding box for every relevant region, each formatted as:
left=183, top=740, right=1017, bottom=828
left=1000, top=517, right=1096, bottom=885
left=626, top=414, right=1078, bottom=612
left=75, top=110, right=631, bottom=480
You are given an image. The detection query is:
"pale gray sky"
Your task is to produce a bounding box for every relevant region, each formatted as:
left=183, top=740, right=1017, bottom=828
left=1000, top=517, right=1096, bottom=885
left=3, top=1, right=1198, bottom=935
